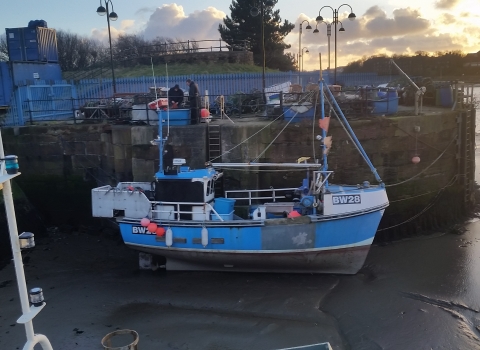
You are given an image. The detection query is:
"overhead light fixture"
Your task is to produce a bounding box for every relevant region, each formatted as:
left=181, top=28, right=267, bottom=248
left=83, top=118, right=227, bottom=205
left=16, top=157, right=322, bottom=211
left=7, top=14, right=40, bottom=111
left=96, top=6, right=106, bottom=16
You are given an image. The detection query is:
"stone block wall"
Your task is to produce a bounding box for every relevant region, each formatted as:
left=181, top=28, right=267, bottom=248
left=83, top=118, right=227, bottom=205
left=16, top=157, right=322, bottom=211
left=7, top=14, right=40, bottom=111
left=0, top=109, right=469, bottom=240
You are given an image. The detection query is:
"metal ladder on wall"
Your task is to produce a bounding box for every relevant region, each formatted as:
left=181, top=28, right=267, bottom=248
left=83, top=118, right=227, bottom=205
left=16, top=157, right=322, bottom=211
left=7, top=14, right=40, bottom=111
left=452, top=82, right=474, bottom=111
left=464, top=107, right=475, bottom=206
left=208, top=124, right=221, bottom=161
left=454, top=82, right=476, bottom=208
left=207, top=124, right=224, bottom=196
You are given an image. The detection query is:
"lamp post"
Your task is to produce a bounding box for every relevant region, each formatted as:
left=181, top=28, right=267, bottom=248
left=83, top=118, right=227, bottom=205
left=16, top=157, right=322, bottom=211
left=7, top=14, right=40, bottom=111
left=299, top=20, right=312, bottom=72
left=301, top=47, right=309, bottom=72
left=313, top=21, right=332, bottom=76
left=316, top=4, right=355, bottom=84
left=250, top=0, right=274, bottom=94
left=96, top=0, right=118, bottom=94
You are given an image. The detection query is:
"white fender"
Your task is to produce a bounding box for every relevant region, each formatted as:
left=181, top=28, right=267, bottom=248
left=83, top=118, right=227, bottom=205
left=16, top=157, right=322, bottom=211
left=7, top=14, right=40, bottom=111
left=166, top=227, right=173, bottom=247
left=201, top=227, right=208, bottom=247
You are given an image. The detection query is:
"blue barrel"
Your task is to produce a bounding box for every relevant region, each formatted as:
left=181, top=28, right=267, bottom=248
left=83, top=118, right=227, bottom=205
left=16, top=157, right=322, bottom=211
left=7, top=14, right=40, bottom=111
left=386, top=89, right=398, bottom=99
left=377, top=90, right=387, bottom=98
left=440, top=86, right=453, bottom=107
left=214, top=198, right=235, bottom=214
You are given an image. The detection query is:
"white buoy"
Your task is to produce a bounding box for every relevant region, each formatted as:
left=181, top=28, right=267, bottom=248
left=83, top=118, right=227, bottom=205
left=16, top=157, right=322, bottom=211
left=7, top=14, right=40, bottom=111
left=201, top=227, right=208, bottom=247
left=166, top=227, right=173, bottom=247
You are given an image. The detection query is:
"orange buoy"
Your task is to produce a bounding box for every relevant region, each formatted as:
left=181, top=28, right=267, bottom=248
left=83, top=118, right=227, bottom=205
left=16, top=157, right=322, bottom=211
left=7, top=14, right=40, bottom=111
left=140, top=218, right=150, bottom=227
left=147, top=223, right=158, bottom=233
left=200, top=108, right=210, bottom=118
left=287, top=210, right=301, bottom=218
left=156, top=227, right=165, bottom=236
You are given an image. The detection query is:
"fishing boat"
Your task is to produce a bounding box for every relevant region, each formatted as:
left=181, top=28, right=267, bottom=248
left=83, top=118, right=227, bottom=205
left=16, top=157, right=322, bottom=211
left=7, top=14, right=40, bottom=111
left=91, top=79, right=388, bottom=274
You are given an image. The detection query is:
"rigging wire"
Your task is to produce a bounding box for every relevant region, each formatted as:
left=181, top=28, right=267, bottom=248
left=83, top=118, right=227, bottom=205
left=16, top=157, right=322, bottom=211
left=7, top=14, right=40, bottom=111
left=252, top=91, right=316, bottom=162
left=377, top=174, right=458, bottom=231
left=209, top=90, right=315, bottom=163
left=384, top=133, right=456, bottom=187
left=312, top=88, right=319, bottom=161
left=323, top=89, right=369, bottom=166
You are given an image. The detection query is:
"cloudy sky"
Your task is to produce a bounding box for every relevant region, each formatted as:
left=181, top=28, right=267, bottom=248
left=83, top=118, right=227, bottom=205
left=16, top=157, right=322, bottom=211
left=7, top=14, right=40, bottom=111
left=2, top=0, right=480, bottom=70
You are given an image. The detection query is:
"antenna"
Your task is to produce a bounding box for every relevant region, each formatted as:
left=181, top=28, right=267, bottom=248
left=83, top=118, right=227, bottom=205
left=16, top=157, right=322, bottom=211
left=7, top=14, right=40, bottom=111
left=151, top=57, right=158, bottom=100
left=166, top=62, right=170, bottom=135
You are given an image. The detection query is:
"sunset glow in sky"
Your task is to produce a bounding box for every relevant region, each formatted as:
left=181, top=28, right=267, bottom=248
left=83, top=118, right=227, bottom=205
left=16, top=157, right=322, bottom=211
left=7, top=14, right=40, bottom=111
left=1, top=0, right=479, bottom=70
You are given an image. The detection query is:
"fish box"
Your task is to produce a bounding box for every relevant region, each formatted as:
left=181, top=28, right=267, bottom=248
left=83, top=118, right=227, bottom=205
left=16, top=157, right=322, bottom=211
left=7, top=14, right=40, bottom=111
left=192, top=205, right=212, bottom=221
left=214, top=197, right=236, bottom=214
left=371, top=97, right=399, bottom=115
left=283, top=106, right=315, bottom=122
left=159, top=109, right=190, bottom=125
left=265, top=202, right=294, bottom=214
left=211, top=211, right=234, bottom=221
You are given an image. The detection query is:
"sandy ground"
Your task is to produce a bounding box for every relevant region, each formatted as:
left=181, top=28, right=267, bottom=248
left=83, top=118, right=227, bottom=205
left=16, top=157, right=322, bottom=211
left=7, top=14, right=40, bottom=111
left=2, top=220, right=480, bottom=350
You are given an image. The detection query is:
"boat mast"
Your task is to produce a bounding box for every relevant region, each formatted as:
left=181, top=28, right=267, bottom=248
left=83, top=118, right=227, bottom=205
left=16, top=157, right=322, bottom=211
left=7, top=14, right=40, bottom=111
left=324, top=85, right=384, bottom=185
left=319, top=60, right=328, bottom=175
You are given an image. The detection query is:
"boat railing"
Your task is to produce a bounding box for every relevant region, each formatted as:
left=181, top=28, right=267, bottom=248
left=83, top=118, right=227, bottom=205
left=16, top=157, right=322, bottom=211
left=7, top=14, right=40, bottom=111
left=224, top=187, right=299, bottom=205
left=150, top=200, right=226, bottom=222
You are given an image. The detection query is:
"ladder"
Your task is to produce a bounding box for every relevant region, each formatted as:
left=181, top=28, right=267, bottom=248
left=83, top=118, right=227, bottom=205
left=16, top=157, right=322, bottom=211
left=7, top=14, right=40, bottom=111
left=453, top=82, right=476, bottom=208
left=207, top=124, right=221, bottom=161
left=452, top=82, right=474, bottom=110
left=463, top=107, right=475, bottom=206
left=207, top=124, right=224, bottom=196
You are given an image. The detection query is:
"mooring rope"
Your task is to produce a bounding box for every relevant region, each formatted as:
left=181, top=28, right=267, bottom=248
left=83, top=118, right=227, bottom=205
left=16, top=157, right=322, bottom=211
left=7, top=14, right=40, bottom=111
left=385, top=133, right=457, bottom=187
left=377, top=174, right=458, bottom=231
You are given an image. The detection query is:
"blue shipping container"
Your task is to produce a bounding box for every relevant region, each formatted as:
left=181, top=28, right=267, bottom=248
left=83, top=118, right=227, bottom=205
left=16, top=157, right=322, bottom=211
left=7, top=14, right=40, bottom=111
left=6, top=28, right=25, bottom=61
left=0, top=62, right=13, bottom=106
left=11, top=62, right=62, bottom=83
left=5, top=27, right=58, bottom=63
left=0, top=61, right=62, bottom=106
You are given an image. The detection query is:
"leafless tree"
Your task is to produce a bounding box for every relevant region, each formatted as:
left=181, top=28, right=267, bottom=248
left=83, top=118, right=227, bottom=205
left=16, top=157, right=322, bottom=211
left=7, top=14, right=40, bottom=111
left=0, top=34, right=8, bottom=61
left=57, top=30, right=106, bottom=71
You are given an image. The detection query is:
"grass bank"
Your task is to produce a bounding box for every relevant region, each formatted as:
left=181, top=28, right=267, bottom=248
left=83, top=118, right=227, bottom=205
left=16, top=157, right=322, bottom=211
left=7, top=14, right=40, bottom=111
left=63, top=62, right=278, bottom=80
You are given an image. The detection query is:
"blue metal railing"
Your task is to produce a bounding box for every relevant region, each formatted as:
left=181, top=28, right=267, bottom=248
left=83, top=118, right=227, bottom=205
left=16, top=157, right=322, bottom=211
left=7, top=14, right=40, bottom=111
left=3, top=72, right=399, bottom=126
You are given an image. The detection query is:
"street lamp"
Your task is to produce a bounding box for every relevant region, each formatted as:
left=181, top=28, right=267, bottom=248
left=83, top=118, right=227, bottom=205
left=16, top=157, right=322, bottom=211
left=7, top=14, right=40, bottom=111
left=250, top=0, right=274, bottom=94
left=316, top=4, right=356, bottom=84
left=301, top=47, right=309, bottom=72
left=313, top=21, right=332, bottom=76
left=96, top=0, right=118, bottom=94
left=299, top=20, right=312, bottom=72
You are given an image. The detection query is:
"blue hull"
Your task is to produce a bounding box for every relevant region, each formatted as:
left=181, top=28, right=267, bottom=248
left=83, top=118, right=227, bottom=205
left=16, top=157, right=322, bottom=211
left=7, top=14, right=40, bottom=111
left=118, top=209, right=384, bottom=274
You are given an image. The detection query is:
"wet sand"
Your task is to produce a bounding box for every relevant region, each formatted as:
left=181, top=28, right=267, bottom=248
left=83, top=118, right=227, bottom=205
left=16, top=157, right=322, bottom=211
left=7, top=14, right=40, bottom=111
left=1, top=215, right=479, bottom=349
left=0, top=228, right=345, bottom=349
left=2, top=217, right=480, bottom=350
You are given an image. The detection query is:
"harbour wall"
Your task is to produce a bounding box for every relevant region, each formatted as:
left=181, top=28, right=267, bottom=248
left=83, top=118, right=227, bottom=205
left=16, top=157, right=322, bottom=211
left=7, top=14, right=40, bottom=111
left=0, top=108, right=475, bottom=242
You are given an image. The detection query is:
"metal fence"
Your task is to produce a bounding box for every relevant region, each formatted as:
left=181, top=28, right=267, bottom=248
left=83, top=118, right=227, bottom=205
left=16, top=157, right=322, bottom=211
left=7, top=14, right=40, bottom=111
left=3, top=71, right=401, bottom=126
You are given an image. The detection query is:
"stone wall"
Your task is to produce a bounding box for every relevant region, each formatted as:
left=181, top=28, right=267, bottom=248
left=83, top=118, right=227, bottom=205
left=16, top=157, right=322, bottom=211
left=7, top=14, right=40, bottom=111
left=0, top=108, right=472, bottom=240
